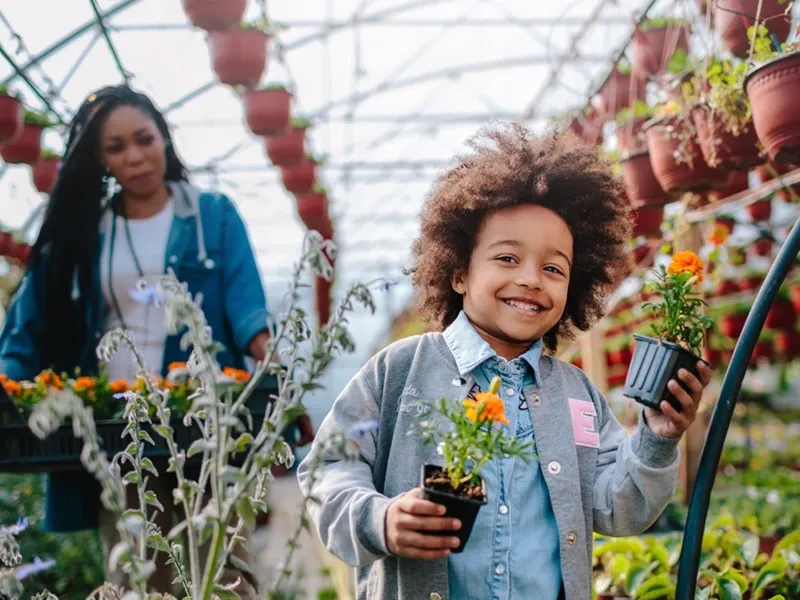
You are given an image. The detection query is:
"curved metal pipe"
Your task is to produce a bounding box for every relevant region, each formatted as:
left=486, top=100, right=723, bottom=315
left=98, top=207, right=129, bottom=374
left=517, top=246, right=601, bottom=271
left=675, top=214, right=800, bottom=599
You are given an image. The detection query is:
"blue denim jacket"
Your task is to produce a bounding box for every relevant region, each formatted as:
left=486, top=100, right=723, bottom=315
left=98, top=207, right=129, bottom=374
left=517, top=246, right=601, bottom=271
left=0, top=181, right=272, bottom=531
left=444, top=312, right=562, bottom=600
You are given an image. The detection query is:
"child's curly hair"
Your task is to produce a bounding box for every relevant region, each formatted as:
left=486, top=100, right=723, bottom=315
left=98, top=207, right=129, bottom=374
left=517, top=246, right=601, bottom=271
left=407, top=123, right=632, bottom=352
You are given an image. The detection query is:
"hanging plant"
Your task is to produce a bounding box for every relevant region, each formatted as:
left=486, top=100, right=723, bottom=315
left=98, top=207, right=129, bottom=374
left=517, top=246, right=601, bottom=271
left=709, top=170, right=750, bottom=201
left=315, top=275, right=332, bottom=327
left=753, top=235, right=773, bottom=257
left=615, top=100, right=653, bottom=154
left=754, top=161, right=800, bottom=202
left=0, top=86, right=23, bottom=144
left=31, top=150, right=61, bottom=194
left=714, top=0, right=792, bottom=57
left=295, top=184, right=329, bottom=231
left=182, top=0, right=247, bottom=31
left=566, top=105, right=603, bottom=146
left=281, top=153, right=324, bottom=195
left=738, top=270, right=765, bottom=292
left=765, top=288, right=796, bottom=329
left=597, top=61, right=646, bottom=116
left=631, top=17, right=691, bottom=77
left=265, top=117, right=310, bottom=167
left=720, top=305, right=749, bottom=337
left=207, top=21, right=270, bottom=87
left=243, top=84, right=292, bottom=136
left=632, top=203, right=664, bottom=238
left=620, top=150, right=667, bottom=207
left=744, top=27, right=800, bottom=165
left=747, top=198, right=772, bottom=222
left=0, top=109, right=54, bottom=165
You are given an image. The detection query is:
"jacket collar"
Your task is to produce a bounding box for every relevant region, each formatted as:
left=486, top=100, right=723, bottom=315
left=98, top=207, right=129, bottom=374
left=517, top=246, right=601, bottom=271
left=442, top=310, right=544, bottom=382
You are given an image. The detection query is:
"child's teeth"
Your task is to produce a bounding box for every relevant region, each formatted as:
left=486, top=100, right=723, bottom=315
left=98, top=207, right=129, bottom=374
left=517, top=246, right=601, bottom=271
left=508, top=300, right=538, bottom=312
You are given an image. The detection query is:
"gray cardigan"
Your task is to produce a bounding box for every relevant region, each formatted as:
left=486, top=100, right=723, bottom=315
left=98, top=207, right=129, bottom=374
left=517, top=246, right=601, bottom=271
left=297, top=333, right=680, bottom=600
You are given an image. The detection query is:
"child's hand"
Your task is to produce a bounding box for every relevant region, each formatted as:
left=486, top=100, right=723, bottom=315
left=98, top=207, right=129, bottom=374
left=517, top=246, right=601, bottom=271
left=386, top=488, right=462, bottom=560
left=644, top=361, right=712, bottom=439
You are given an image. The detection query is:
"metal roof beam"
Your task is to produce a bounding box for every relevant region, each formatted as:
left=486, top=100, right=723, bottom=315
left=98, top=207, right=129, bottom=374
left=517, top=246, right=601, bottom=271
left=0, top=42, right=65, bottom=122
left=0, top=0, right=142, bottom=88
left=89, top=0, right=130, bottom=83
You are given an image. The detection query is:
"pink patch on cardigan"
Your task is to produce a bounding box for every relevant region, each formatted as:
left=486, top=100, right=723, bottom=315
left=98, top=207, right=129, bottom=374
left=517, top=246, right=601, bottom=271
left=569, top=398, right=600, bottom=448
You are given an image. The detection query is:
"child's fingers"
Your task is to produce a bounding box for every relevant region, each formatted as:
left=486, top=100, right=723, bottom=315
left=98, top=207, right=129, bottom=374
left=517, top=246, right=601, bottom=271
left=394, top=530, right=461, bottom=551
left=659, top=399, right=690, bottom=432
left=397, top=489, right=447, bottom=516
left=396, top=547, right=453, bottom=561
left=676, top=368, right=703, bottom=399
left=396, top=511, right=461, bottom=532
left=696, top=360, right=712, bottom=385
left=667, top=379, right=698, bottom=417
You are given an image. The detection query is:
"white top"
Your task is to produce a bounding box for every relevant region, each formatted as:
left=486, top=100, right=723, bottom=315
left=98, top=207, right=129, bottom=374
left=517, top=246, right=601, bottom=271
left=100, top=200, right=175, bottom=382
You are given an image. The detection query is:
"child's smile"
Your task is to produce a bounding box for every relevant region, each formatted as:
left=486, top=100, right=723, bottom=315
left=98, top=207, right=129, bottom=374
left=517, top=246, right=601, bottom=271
left=452, top=204, right=573, bottom=360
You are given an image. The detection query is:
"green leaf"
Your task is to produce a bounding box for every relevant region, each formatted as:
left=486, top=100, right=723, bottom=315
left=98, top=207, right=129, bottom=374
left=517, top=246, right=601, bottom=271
left=140, top=457, right=158, bottom=477
left=211, top=586, right=241, bottom=600
left=187, top=438, right=214, bottom=457
left=236, top=496, right=257, bottom=530
left=123, top=471, right=141, bottom=485
left=718, top=578, right=743, bottom=600
left=144, top=490, right=165, bottom=512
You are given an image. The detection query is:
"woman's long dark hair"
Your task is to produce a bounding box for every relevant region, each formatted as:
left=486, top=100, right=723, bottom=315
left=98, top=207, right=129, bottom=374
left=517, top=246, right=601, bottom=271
left=29, top=85, right=188, bottom=368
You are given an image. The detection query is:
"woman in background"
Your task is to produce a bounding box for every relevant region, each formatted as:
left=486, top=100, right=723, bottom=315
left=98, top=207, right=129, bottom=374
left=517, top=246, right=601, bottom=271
left=0, top=85, right=314, bottom=594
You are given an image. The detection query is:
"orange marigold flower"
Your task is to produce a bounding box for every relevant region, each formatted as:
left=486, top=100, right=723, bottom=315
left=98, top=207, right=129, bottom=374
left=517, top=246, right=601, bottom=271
left=2, top=380, right=22, bottom=397
left=708, top=224, right=729, bottom=247
left=462, top=392, right=509, bottom=426
left=73, top=377, right=96, bottom=392
left=36, top=371, right=64, bottom=389
left=109, top=380, right=128, bottom=394
left=222, top=367, right=251, bottom=383
left=667, top=250, right=704, bottom=283
left=168, top=362, right=188, bottom=372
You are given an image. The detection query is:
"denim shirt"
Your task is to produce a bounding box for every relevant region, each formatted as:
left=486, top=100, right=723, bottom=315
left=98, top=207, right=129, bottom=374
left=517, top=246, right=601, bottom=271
left=444, top=311, right=562, bottom=600
left=0, top=181, right=272, bottom=532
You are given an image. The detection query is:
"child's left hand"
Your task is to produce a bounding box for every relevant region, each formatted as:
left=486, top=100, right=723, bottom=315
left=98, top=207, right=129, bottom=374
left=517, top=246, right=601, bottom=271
left=643, top=362, right=712, bottom=439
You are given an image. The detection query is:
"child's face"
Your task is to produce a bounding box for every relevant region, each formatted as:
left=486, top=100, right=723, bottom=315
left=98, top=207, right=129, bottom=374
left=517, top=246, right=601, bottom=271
left=452, top=204, right=573, bottom=359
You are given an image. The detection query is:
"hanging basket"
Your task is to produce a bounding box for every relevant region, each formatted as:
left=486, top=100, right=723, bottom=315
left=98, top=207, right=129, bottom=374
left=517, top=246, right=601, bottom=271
left=765, top=298, right=796, bottom=329
left=597, top=70, right=646, bottom=116
left=616, top=117, right=649, bottom=154
left=31, top=156, right=60, bottom=194
left=709, top=171, right=749, bottom=201
left=631, top=23, right=690, bottom=77
left=0, top=123, right=44, bottom=165
left=714, top=0, right=792, bottom=57
left=632, top=204, right=664, bottom=238
left=281, top=159, right=317, bottom=195
left=315, top=276, right=332, bottom=327
left=691, top=105, right=763, bottom=170
left=182, top=0, right=247, bottom=31
left=0, top=94, right=23, bottom=144
left=243, top=87, right=292, bottom=136
left=747, top=199, right=771, bottom=222
left=265, top=126, right=306, bottom=167
left=745, top=51, right=800, bottom=165
left=620, top=151, right=667, bottom=206
left=295, top=190, right=329, bottom=230
left=644, top=116, right=728, bottom=195
left=208, top=27, right=268, bottom=87
left=754, top=162, right=800, bottom=202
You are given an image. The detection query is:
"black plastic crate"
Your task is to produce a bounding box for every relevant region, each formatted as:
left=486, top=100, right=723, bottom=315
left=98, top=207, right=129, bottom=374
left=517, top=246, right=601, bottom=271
left=0, top=376, right=277, bottom=473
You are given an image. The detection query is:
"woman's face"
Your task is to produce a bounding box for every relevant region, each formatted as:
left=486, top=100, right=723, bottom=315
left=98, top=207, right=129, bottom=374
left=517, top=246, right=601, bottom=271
left=99, top=105, right=168, bottom=198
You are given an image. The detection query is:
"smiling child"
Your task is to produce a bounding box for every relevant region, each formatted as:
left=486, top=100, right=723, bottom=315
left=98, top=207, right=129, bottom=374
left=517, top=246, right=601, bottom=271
left=298, top=124, right=711, bottom=600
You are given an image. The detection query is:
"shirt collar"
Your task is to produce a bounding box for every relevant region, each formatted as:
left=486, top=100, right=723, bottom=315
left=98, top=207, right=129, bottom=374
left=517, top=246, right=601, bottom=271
left=442, top=311, right=543, bottom=382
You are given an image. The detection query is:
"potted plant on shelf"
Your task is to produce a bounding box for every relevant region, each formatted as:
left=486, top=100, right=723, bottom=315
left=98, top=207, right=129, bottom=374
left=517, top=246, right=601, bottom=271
left=0, top=109, right=53, bottom=165
left=31, top=149, right=61, bottom=194
left=631, top=17, right=691, bottom=77
left=414, top=376, right=534, bottom=551
left=620, top=149, right=667, bottom=207
left=623, top=251, right=713, bottom=411
left=615, top=100, right=653, bottom=153
left=0, top=85, right=23, bottom=144
left=281, top=153, right=324, bottom=195
left=182, top=0, right=247, bottom=32
left=207, top=19, right=274, bottom=87
left=266, top=116, right=311, bottom=166
left=714, top=0, right=792, bottom=57
left=744, top=26, right=800, bottom=164
left=687, top=56, right=764, bottom=170
left=243, top=83, right=292, bottom=136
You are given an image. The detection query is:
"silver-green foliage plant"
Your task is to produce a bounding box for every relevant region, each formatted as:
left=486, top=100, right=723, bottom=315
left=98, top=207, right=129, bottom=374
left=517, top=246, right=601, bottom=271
left=5, top=231, right=377, bottom=600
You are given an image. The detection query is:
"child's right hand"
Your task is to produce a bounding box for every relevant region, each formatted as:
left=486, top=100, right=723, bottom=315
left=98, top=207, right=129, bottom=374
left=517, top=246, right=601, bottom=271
left=385, top=488, right=462, bottom=560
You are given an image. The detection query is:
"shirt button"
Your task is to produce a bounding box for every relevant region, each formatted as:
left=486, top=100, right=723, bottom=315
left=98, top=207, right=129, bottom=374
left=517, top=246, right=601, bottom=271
left=497, top=362, right=507, bottom=372
left=530, top=392, right=541, bottom=404
left=499, top=505, right=509, bottom=515
left=169, top=255, right=177, bottom=264
left=567, top=531, right=577, bottom=545
left=548, top=461, right=561, bottom=474
left=495, top=564, right=506, bottom=575
left=505, top=387, right=515, bottom=397
left=429, top=594, right=442, bottom=600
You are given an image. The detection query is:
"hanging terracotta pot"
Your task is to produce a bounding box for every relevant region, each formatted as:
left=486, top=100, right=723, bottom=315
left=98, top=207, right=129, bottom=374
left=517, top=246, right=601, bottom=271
left=0, top=93, right=23, bottom=144
left=631, top=242, right=654, bottom=267
left=709, top=171, right=749, bottom=201
left=644, top=116, right=729, bottom=195
left=751, top=339, right=774, bottom=364
left=281, top=159, right=317, bottom=195
left=765, top=298, right=796, bottom=329
left=716, top=216, right=737, bottom=235
left=0, top=123, right=44, bottom=165
left=692, top=105, right=763, bottom=170
left=8, top=241, right=30, bottom=266
left=208, top=27, right=268, bottom=87
left=632, top=204, right=664, bottom=238
left=243, top=87, right=292, bottom=136
left=632, top=22, right=690, bottom=77
left=715, top=279, right=740, bottom=298
left=567, top=107, right=603, bottom=146
left=720, top=312, right=748, bottom=337
left=714, top=0, right=792, bottom=57
left=621, top=151, right=667, bottom=206
left=703, top=346, right=722, bottom=367
left=0, top=231, right=13, bottom=257
left=616, top=117, right=649, bottom=154
left=597, top=69, right=646, bottom=116
left=747, top=199, right=771, bottom=222
left=295, top=190, right=329, bottom=231
left=790, top=284, right=800, bottom=314
left=754, top=161, right=800, bottom=202
left=775, top=330, right=800, bottom=358
left=265, top=126, right=306, bottom=167
left=31, top=155, right=61, bottom=194
left=745, top=52, right=800, bottom=165
left=315, top=276, right=332, bottom=327
left=753, top=236, right=773, bottom=257
left=738, top=273, right=764, bottom=292
left=182, top=0, right=247, bottom=31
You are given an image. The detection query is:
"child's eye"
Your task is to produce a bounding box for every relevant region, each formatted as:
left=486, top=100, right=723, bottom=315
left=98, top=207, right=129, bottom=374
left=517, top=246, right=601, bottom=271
left=545, top=265, right=566, bottom=276
left=496, top=256, right=517, bottom=264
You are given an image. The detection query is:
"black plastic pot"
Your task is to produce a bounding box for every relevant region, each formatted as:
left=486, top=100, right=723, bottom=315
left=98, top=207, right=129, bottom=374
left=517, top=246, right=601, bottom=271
left=623, top=334, right=704, bottom=412
left=420, top=464, right=486, bottom=553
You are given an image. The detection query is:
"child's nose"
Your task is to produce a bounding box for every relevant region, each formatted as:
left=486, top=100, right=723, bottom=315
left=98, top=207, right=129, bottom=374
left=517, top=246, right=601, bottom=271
left=515, top=265, right=543, bottom=289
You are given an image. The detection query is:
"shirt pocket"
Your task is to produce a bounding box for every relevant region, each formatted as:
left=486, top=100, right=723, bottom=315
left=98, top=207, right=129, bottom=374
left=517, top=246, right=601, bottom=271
left=176, top=256, right=222, bottom=295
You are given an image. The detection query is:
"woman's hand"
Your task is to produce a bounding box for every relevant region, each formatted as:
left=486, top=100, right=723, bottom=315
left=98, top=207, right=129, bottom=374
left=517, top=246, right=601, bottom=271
left=644, top=361, right=712, bottom=439
left=295, top=413, right=316, bottom=447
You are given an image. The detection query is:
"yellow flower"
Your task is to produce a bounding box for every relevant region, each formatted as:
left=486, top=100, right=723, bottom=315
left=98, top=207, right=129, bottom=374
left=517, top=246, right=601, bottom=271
left=462, top=377, right=509, bottom=426
left=667, top=250, right=704, bottom=283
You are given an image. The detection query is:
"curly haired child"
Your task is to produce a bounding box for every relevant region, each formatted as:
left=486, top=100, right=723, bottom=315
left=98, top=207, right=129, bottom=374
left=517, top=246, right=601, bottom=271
left=298, top=124, right=711, bottom=600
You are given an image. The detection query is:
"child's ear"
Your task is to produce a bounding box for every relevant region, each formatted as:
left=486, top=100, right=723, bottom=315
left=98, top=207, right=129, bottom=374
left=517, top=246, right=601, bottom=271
left=451, top=271, right=466, bottom=295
